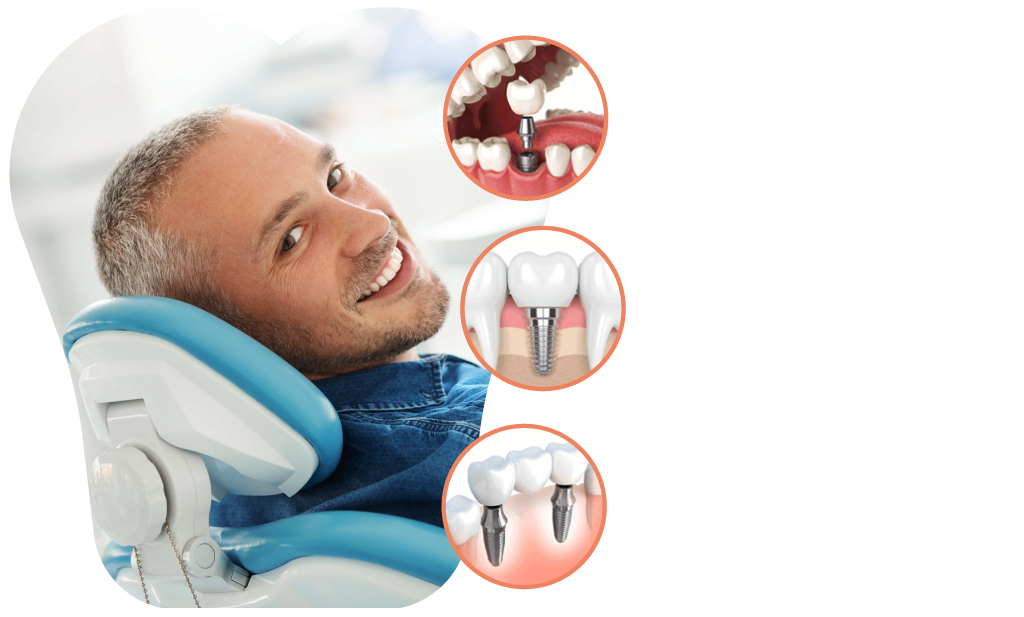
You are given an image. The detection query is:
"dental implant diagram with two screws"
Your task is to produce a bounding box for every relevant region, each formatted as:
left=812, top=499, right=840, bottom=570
left=455, top=442, right=596, bottom=568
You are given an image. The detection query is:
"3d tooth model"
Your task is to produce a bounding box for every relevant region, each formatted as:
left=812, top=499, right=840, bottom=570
left=507, top=77, right=547, bottom=172
left=546, top=443, right=588, bottom=543
left=468, top=456, right=516, bottom=567
left=464, top=253, right=508, bottom=368
left=466, top=251, right=621, bottom=375
left=508, top=252, right=579, bottom=375
left=578, top=252, right=622, bottom=371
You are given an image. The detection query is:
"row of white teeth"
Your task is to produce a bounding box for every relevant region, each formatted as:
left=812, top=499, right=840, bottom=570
left=465, top=251, right=622, bottom=371
left=360, top=247, right=404, bottom=298
left=446, top=443, right=601, bottom=546
left=447, top=40, right=581, bottom=120
left=451, top=137, right=595, bottom=176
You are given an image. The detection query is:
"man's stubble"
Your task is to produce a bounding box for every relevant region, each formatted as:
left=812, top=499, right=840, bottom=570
left=230, top=237, right=450, bottom=376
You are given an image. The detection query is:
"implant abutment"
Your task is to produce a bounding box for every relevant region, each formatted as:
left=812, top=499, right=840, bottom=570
left=517, top=116, right=539, bottom=172
left=551, top=484, right=576, bottom=543
left=480, top=505, right=508, bottom=567
left=525, top=307, right=560, bottom=375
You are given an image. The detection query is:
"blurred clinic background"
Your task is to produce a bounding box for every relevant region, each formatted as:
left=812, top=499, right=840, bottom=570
left=11, top=7, right=549, bottom=360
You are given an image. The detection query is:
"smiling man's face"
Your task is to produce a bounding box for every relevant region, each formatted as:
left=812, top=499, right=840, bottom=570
left=154, top=110, right=448, bottom=377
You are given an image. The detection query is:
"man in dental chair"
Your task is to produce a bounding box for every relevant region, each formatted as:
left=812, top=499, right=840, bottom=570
left=92, top=106, right=486, bottom=529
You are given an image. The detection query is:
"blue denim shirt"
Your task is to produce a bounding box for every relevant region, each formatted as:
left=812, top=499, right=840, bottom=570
left=209, top=354, right=487, bottom=529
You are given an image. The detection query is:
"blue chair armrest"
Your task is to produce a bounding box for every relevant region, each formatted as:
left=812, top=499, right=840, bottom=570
left=211, top=511, right=460, bottom=587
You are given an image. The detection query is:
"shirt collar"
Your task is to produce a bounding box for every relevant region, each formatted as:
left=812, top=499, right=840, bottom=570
left=311, top=354, right=449, bottom=412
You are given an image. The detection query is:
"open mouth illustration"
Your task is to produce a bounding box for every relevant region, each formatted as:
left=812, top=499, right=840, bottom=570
left=445, top=38, right=607, bottom=199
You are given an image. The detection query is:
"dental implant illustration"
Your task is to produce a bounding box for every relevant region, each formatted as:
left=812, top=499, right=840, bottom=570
left=546, top=443, right=588, bottom=543
left=468, top=455, right=517, bottom=567
left=508, top=252, right=579, bottom=375
left=507, top=77, right=547, bottom=172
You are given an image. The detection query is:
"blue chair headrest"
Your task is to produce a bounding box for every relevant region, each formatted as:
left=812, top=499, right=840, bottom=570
left=63, top=296, right=342, bottom=488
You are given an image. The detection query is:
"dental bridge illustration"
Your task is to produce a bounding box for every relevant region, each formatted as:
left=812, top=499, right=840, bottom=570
left=64, top=297, right=458, bottom=608
left=447, top=444, right=600, bottom=568
left=466, top=251, right=622, bottom=375
left=448, top=41, right=603, bottom=196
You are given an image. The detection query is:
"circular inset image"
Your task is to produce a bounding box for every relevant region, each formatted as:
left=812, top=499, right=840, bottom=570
left=443, top=425, right=605, bottom=588
left=461, top=226, right=625, bottom=390
left=444, top=37, right=607, bottom=200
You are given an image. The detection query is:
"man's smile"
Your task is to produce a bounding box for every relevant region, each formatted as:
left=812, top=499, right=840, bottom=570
left=357, top=238, right=417, bottom=304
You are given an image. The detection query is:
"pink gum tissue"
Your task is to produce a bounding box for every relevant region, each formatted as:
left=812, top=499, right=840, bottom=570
left=500, top=296, right=586, bottom=330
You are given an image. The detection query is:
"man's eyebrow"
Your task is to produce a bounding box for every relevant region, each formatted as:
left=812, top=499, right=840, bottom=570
left=255, top=143, right=338, bottom=256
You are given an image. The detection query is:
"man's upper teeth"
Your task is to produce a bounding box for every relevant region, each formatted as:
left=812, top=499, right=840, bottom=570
left=503, top=40, right=536, bottom=64
left=478, top=137, right=511, bottom=172
left=506, top=78, right=546, bottom=116
left=546, top=442, right=588, bottom=486
left=506, top=446, right=553, bottom=493
left=471, top=46, right=516, bottom=89
left=468, top=455, right=516, bottom=506
left=541, top=50, right=579, bottom=92
left=364, top=248, right=403, bottom=297
left=446, top=495, right=482, bottom=545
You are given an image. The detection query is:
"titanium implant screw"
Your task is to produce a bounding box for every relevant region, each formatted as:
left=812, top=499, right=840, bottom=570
left=526, top=307, right=559, bottom=375
left=551, top=484, right=576, bottom=543
left=480, top=505, right=508, bottom=567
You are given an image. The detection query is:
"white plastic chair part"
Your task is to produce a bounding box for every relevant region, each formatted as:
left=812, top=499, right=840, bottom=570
left=181, top=535, right=251, bottom=592
left=114, top=556, right=441, bottom=608
left=104, top=399, right=213, bottom=578
left=89, top=446, right=167, bottom=546
left=69, top=330, right=318, bottom=497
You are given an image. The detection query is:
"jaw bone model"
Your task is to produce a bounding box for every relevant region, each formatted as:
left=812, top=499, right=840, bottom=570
left=507, top=252, right=579, bottom=376
left=546, top=443, right=588, bottom=543
left=448, top=41, right=602, bottom=197
left=577, top=252, right=622, bottom=370
left=468, top=455, right=516, bottom=567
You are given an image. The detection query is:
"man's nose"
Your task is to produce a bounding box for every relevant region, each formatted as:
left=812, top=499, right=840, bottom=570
left=330, top=200, right=393, bottom=258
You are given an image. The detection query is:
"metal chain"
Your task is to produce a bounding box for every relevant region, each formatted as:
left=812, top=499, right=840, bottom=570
left=134, top=546, right=149, bottom=604
left=133, top=523, right=202, bottom=608
left=166, top=523, right=201, bottom=608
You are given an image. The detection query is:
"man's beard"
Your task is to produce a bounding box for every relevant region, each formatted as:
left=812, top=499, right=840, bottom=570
left=230, top=245, right=451, bottom=377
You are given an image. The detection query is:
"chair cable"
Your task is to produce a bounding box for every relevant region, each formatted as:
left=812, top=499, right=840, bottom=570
left=135, top=524, right=201, bottom=608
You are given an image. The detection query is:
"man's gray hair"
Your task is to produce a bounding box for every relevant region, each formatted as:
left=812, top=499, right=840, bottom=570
left=93, top=105, right=236, bottom=315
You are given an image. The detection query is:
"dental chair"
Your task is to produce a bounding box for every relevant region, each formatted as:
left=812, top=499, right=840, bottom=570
left=64, top=296, right=459, bottom=607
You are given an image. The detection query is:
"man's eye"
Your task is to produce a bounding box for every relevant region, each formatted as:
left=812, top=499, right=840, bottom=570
left=327, top=165, right=343, bottom=191
left=281, top=226, right=303, bottom=253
